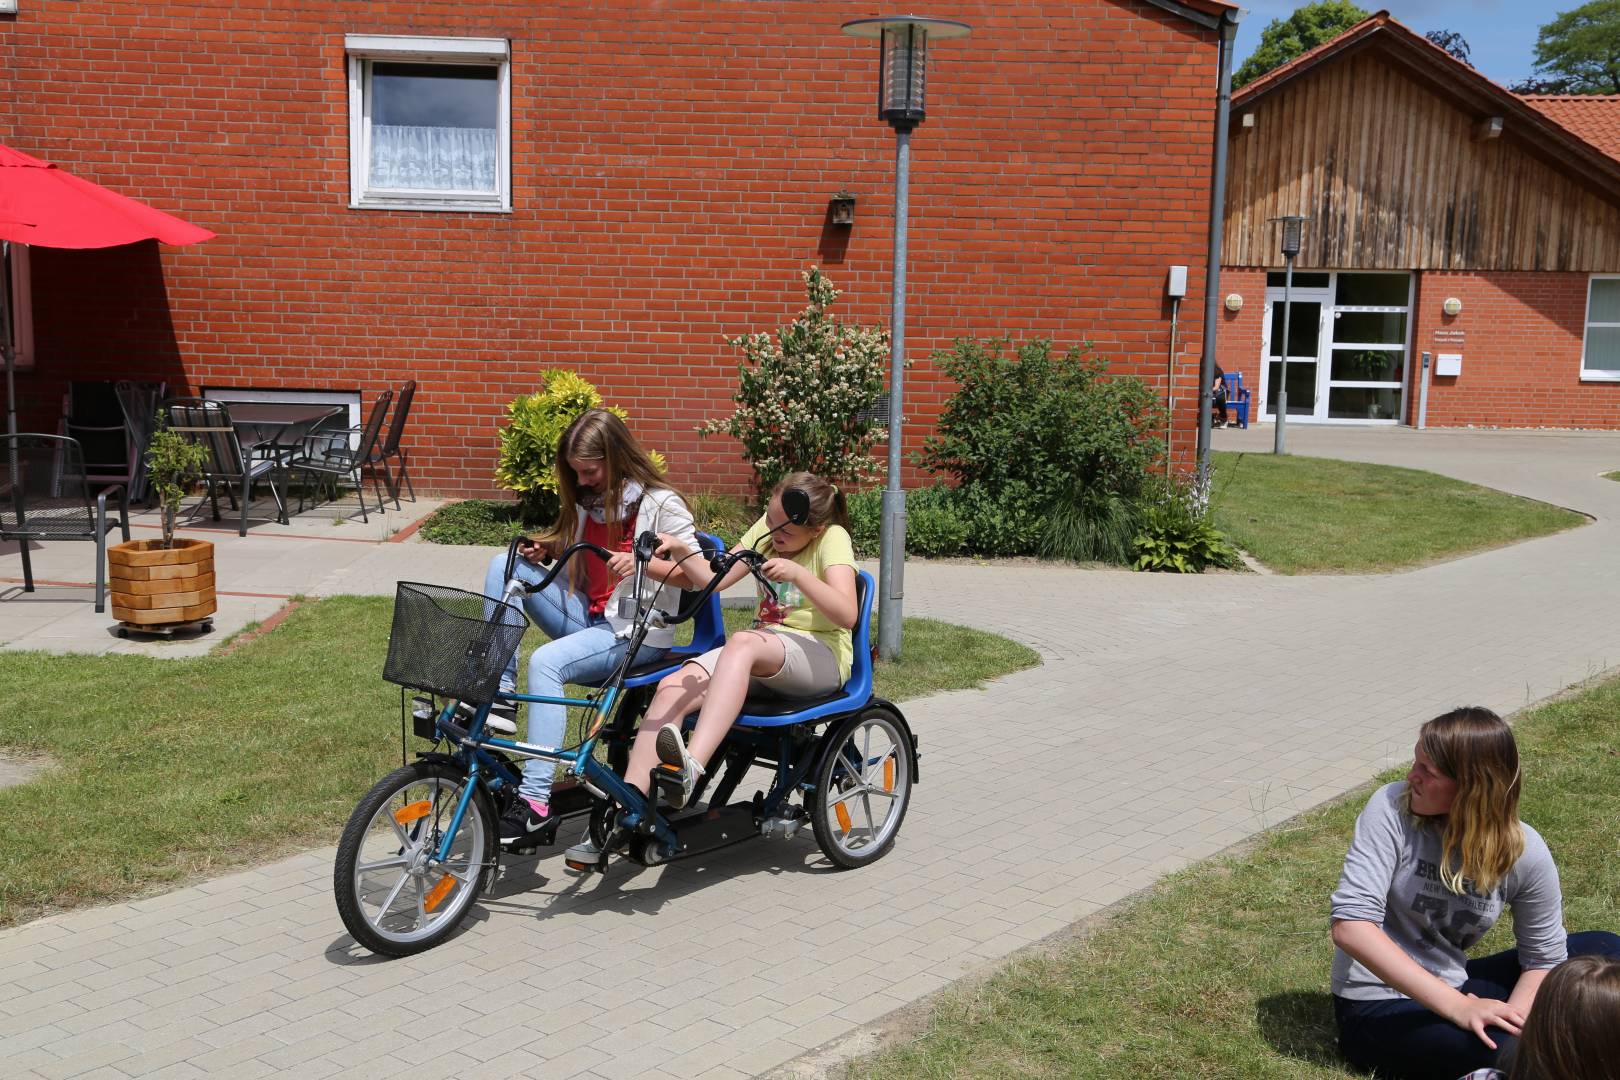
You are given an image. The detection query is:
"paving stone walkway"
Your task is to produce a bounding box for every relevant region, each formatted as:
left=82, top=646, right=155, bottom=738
left=3, top=427, right=1619, bottom=1079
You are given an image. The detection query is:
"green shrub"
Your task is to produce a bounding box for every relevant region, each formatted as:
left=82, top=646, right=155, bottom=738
left=700, top=267, right=888, bottom=499
left=847, top=488, right=881, bottom=556
left=918, top=336, right=1165, bottom=558
left=418, top=499, right=531, bottom=546
left=920, top=336, right=1164, bottom=504
left=494, top=370, right=663, bottom=521
left=847, top=484, right=971, bottom=559
left=1132, top=477, right=1242, bottom=573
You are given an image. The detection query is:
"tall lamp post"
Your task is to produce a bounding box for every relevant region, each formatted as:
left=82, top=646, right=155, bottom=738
left=840, top=14, right=970, bottom=662
left=1270, top=215, right=1307, bottom=455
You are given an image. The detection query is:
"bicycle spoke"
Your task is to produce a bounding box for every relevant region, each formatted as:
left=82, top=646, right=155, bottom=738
left=356, top=855, right=410, bottom=874
left=376, top=871, right=410, bottom=920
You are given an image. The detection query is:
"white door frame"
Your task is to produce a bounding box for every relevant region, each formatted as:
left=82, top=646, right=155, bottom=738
left=1258, top=280, right=1332, bottom=423
left=1258, top=271, right=1413, bottom=425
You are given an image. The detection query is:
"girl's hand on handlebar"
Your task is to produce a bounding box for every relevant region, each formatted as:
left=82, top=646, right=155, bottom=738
left=517, top=538, right=555, bottom=565
left=654, top=532, right=691, bottom=560
left=605, top=550, right=636, bottom=580
left=760, top=558, right=804, bottom=585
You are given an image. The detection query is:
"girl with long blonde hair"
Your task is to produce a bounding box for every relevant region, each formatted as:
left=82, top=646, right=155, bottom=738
left=478, top=408, right=713, bottom=848
left=1329, top=707, right=1620, bottom=1080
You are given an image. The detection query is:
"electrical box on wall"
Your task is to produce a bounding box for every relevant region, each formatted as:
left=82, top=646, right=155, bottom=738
left=1436, top=354, right=1462, bottom=377
left=1167, top=265, right=1188, bottom=298
left=0, top=1, right=17, bottom=13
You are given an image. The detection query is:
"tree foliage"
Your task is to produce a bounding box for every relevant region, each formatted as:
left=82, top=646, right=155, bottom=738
left=1521, top=1, right=1620, bottom=95
left=1233, top=1, right=1370, bottom=88
left=1425, top=29, right=1472, bottom=66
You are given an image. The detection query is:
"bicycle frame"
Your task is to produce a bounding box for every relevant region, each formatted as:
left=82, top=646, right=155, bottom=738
left=422, top=536, right=710, bottom=865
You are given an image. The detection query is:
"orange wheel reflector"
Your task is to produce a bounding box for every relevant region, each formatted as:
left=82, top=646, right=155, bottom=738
left=883, top=759, right=896, bottom=792
left=835, top=802, right=853, bottom=834
left=393, top=800, right=432, bottom=826
left=422, top=875, right=454, bottom=913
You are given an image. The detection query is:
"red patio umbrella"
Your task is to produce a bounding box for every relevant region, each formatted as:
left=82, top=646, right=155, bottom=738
left=0, top=144, right=215, bottom=435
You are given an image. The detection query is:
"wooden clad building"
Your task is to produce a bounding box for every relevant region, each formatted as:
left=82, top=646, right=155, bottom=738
left=1217, top=12, right=1620, bottom=430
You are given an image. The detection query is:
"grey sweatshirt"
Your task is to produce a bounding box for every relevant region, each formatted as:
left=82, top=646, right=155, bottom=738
left=1330, top=782, right=1566, bottom=1001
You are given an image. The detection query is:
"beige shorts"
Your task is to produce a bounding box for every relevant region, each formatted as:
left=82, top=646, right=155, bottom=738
left=682, top=628, right=842, bottom=698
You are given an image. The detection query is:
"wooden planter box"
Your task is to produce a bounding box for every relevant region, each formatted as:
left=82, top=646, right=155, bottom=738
left=107, top=538, right=217, bottom=630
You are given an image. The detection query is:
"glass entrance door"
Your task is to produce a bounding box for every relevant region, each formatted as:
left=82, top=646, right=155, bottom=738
left=1260, top=271, right=1411, bottom=424
left=1261, top=273, right=1330, bottom=420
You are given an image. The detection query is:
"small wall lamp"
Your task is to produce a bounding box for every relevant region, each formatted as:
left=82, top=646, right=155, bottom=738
left=1443, top=296, right=1463, bottom=316
left=829, top=190, right=856, bottom=226
left=1225, top=293, right=1244, bottom=313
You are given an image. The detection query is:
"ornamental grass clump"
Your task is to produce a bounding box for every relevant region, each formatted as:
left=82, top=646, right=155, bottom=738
left=494, top=370, right=662, bottom=523
left=701, top=267, right=888, bottom=500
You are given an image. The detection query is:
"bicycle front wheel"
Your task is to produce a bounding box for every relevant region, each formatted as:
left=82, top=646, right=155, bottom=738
left=334, top=761, right=494, bottom=957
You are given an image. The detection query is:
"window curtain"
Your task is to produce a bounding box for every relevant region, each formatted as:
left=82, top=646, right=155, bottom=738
left=370, top=125, right=497, bottom=192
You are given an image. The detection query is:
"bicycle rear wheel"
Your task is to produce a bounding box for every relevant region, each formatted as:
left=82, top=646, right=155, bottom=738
left=334, top=761, right=494, bottom=957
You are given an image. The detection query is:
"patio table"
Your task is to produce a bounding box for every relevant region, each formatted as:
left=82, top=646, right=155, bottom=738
left=226, top=402, right=345, bottom=462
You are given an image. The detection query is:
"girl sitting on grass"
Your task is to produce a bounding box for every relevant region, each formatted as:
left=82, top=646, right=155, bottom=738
left=1329, top=707, right=1620, bottom=1080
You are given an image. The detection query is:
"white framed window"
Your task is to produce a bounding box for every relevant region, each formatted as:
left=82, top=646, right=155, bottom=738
left=345, top=35, right=511, bottom=213
left=3, top=242, right=34, bottom=372
left=1582, top=275, right=1620, bottom=381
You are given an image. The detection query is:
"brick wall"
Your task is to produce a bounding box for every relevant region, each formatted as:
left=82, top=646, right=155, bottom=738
left=1214, top=267, right=1265, bottom=417
left=1411, top=271, right=1620, bottom=429
left=1216, top=268, right=1620, bottom=430
left=5, top=0, right=1220, bottom=497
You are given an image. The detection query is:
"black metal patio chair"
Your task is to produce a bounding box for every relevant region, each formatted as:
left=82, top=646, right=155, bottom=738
left=164, top=399, right=289, bottom=536
left=292, top=389, right=392, bottom=523
left=372, top=379, right=417, bottom=509
left=114, top=380, right=166, bottom=505
left=0, top=433, right=131, bottom=613
left=58, top=380, right=131, bottom=490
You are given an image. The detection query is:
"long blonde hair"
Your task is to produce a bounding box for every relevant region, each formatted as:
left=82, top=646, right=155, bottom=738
left=1404, top=707, right=1525, bottom=896
left=543, top=409, right=673, bottom=581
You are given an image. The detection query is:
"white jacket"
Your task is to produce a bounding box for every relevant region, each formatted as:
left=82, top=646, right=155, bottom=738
left=577, top=485, right=698, bottom=650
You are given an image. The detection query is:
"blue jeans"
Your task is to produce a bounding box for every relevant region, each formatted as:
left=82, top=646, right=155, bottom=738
left=483, top=552, right=665, bottom=805
left=1334, top=930, right=1620, bottom=1079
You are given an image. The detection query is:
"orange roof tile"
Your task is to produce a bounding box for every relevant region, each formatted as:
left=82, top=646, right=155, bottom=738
left=1522, top=96, right=1620, bottom=163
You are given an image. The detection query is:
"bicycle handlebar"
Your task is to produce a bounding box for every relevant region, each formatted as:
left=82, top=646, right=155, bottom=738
left=502, top=531, right=775, bottom=631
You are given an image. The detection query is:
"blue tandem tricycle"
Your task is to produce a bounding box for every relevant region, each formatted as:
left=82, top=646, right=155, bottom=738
left=333, top=501, right=919, bottom=957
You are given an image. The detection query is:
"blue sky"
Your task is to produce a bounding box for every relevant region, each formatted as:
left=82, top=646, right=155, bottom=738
left=1232, top=2, right=1548, bottom=87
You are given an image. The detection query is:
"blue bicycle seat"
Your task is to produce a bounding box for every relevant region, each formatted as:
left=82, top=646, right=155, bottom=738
left=732, top=570, right=874, bottom=729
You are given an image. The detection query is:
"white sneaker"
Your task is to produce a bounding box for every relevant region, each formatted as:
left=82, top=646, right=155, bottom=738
left=655, top=723, right=703, bottom=809
left=563, top=830, right=602, bottom=867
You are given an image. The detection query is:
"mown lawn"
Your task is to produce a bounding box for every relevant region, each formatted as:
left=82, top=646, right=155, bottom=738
left=851, top=675, right=1620, bottom=1079
left=1209, top=451, right=1584, bottom=574
left=0, top=599, right=1036, bottom=928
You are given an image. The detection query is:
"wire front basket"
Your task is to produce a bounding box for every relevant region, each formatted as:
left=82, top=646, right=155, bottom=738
left=383, top=582, right=528, bottom=705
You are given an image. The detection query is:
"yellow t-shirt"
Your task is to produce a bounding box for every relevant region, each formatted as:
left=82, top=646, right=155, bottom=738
left=738, top=516, right=860, bottom=682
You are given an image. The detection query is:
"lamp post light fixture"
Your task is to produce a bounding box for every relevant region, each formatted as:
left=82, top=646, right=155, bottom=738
left=840, top=14, right=970, bottom=661
left=1270, top=215, right=1308, bottom=456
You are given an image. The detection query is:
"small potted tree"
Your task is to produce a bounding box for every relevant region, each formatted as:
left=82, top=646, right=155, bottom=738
left=108, top=410, right=218, bottom=635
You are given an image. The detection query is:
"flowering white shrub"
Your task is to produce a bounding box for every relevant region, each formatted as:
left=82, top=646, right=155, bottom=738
left=700, top=267, right=888, bottom=499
